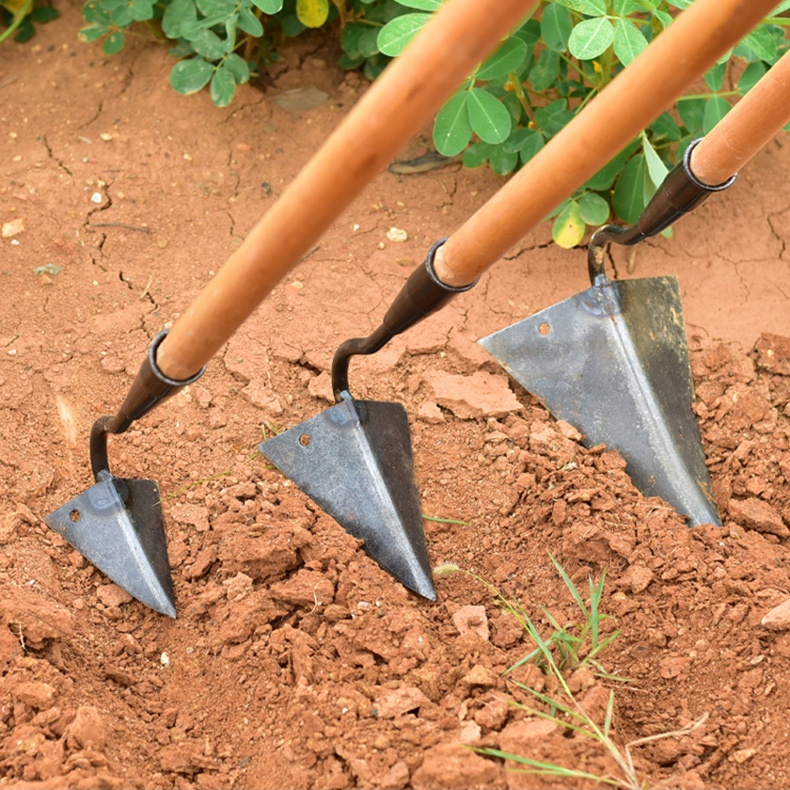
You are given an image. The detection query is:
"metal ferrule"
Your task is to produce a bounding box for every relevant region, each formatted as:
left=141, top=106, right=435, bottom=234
left=587, top=138, right=737, bottom=286
left=331, top=239, right=478, bottom=400
left=90, top=330, right=205, bottom=480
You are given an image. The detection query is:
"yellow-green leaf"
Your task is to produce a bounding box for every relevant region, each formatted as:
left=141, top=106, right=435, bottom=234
left=296, top=0, right=328, bottom=28
left=552, top=200, right=585, bottom=249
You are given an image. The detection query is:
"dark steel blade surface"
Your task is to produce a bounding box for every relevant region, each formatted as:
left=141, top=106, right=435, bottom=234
left=480, top=275, right=721, bottom=527
left=45, top=476, right=177, bottom=617
left=259, top=398, right=435, bottom=599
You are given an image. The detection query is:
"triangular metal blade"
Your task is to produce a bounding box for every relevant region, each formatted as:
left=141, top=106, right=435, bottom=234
left=480, top=275, right=721, bottom=527
left=45, top=476, right=177, bottom=617
left=259, top=398, right=436, bottom=599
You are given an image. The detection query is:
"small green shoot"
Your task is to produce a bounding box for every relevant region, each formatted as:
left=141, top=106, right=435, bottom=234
left=437, top=558, right=708, bottom=789
left=421, top=514, right=469, bottom=526
left=507, top=553, right=624, bottom=681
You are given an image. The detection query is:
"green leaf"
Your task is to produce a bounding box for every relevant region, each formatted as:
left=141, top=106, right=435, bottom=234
left=703, top=96, right=730, bottom=134
left=613, top=18, right=647, bottom=66
left=238, top=6, right=263, bottom=36
left=79, top=25, right=109, bottom=42
left=554, top=0, right=606, bottom=14
left=109, top=3, right=134, bottom=26
left=612, top=0, right=642, bottom=13
left=296, top=0, right=329, bottom=28
left=676, top=97, right=704, bottom=134
left=568, top=17, right=614, bottom=61
left=31, top=5, right=59, bottom=22
left=653, top=8, right=672, bottom=28
left=536, top=100, right=573, bottom=136
left=578, top=192, right=609, bottom=225
left=377, top=13, right=431, bottom=56
left=528, top=48, right=560, bottom=91
left=649, top=112, right=681, bottom=142
left=516, top=18, right=541, bottom=47
left=170, top=58, right=215, bottom=95
left=462, top=142, right=494, bottom=169
left=223, top=52, right=250, bottom=84
left=476, top=36, right=528, bottom=81
left=583, top=139, right=640, bottom=190
left=489, top=144, right=519, bottom=176
left=704, top=62, right=726, bottom=92
left=278, top=12, right=304, bottom=36
left=541, top=3, right=572, bottom=53
left=129, top=0, right=155, bottom=22
left=210, top=62, right=236, bottom=106
left=195, top=0, right=236, bottom=15
left=103, top=30, right=125, bottom=54
left=394, top=0, right=441, bottom=8
left=519, top=129, right=544, bottom=165
left=743, top=26, right=777, bottom=62
left=189, top=28, right=227, bottom=60
left=433, top=90, right=472, bottom=157
left=738, top=61, right=768, bottom=94
left=641, top=135, right=667, bottom=188
left=467, top=88, right=511, bottom=144
left=613, top=154, right=646, bottom=224
left=162, top=0, right=196, bottom=39
left=252, top=0, right=283, bottom=11
left=552, top=200, right=586, bottom=249
left=82, top=0, right=112, bottom=25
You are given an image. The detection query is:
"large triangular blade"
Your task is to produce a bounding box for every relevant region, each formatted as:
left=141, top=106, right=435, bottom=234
left=480, top=275, right=721, bottom=527
left=45, top=476, right=177, bottom=617
left=259, top=398, right=435, bottom=599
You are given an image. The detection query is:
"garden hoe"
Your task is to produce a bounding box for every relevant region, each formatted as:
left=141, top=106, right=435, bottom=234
left=260, top=0, right=777, bottom=598
left=480, top=48, right=790, bottom=528
left=44, top=0, right=539, bottom=617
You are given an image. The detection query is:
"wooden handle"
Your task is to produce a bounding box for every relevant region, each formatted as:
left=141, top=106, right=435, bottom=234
left=690, top=49, right=790, bottom=185
left=432, top=0, right=779, bottom=287
left=156, top=0, right=538, bottom=380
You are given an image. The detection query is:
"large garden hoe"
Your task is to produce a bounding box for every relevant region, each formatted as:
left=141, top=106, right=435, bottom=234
left=44, top=0, right=540, bottom=617
left=259, top=0, right=778, bottom=599
left=480, top=48, right=790, bottom=528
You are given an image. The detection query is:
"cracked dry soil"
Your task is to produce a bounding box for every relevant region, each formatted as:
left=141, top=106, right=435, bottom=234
left=3, top=3, right=790, bottom=789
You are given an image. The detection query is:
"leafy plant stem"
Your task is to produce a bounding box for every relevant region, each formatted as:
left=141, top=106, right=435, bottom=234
left=507, top=71, right=538, bottom=128
left=678, top=90, right=740, bottom=100
left=0, top=0, right=33, bottom=43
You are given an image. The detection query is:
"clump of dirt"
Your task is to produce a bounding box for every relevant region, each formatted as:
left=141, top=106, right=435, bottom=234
left=2, top=2, right=790, bottom=789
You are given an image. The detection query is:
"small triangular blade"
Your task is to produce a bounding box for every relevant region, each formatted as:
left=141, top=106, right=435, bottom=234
left=45, top=476, right=177, bottom=617
left=259, top=398, right=435, bottom=599
left=480, top=275, right=721, bottom=527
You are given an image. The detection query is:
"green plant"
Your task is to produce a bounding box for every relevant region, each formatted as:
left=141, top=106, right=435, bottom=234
left=378, top=0, right=790, bottom=246
left=1, top=0, right=58, bottom=43
left=436, top=557, right=706, bottom=788
left=436, top=553, right=621, bottom=678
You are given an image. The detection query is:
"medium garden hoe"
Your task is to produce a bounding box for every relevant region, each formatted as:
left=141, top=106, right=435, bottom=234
left=259, top=0, right=779, bottom=599
left=480, top=48, right=790, bottom=528
left=44, top=0, right=539, bottom=617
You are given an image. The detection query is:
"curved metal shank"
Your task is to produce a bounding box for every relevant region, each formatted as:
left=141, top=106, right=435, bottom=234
left=90, top=330, right=205, bottom=481
left=331, top=239, right=477, bottom=401
left=587, top=137, right=736, bottom=286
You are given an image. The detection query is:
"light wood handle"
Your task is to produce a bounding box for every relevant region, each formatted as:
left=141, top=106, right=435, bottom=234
left=156, top=0, right=538, bottom=380
left=690, top=49, right=790, bottom=185
left=433, top=0, right=779, bottom=287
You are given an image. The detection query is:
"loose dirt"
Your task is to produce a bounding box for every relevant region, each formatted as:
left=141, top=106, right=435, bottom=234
left=2, top=4, right=790, bottom=789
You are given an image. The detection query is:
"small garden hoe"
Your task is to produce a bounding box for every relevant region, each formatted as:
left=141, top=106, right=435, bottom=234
left=260, top=0, right=776, bottom=598
left=44, top=0, right=539, bottom=616
left=480, top=48, right=790, bottom=527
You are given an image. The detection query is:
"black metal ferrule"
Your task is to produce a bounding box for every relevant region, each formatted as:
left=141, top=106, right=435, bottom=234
left=89, top=330, right=205, bottom=481
left=331, top=239, right=478, bottom=401
left=587, top=138, right=737, bottom=286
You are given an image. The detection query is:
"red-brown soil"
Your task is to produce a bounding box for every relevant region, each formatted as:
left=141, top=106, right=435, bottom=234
left=2, top=4, right=790, bottom=789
